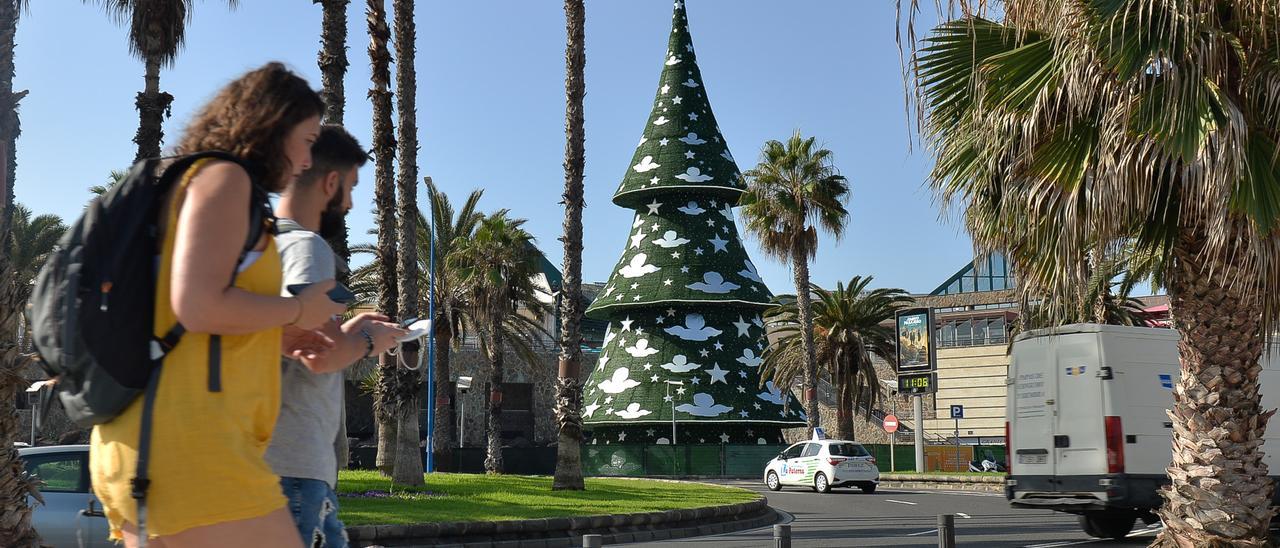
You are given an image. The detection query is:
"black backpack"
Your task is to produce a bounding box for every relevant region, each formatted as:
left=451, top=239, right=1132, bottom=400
left=29, top=151, right=273, bottom=425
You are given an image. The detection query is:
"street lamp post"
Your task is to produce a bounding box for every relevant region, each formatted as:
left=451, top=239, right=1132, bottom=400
left=457, top=376, right=472, bottom=450
left=665, top=380, right=684, bottom=445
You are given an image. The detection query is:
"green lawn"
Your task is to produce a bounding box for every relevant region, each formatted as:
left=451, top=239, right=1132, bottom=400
left=335, top=471, right=760, bottom=526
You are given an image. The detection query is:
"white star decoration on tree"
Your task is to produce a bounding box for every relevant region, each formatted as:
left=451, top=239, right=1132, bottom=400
left=646, top=200, right=663, bottom=215
left=707, top=363, right=729, bottom=384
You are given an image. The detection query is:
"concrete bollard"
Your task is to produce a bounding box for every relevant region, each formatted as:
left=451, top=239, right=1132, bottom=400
left=582, top=533, right=603, bottom=547
left=938, top=514, right=955, bottom=548
left=774, top=523, right=791, bottom=548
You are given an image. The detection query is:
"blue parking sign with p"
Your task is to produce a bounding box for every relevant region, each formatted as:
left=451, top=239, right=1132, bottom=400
left=950, top=405, right=964, bottom=419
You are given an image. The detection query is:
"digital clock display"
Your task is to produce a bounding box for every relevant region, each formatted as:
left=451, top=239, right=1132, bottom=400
left=897, top=373, right=937, bottom=394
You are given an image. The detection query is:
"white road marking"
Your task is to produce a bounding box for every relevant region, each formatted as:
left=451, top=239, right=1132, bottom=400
left=885, top=499, right=918, bottom=506
left=906, top=528, right=939, bottom=536
left=957, top=513, right=971, bottom=519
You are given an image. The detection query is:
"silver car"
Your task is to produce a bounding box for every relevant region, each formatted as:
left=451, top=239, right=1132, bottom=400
left=18, top=445, right=111, bottom=547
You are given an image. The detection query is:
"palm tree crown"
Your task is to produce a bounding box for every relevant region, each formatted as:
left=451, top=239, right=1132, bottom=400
left=762, top=277, right=913, bottom=439
left=740, top=131, right=850, bottom=261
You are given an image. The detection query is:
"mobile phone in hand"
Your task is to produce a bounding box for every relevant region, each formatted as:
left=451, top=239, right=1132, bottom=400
left=286, top=283, right=357, bottom=305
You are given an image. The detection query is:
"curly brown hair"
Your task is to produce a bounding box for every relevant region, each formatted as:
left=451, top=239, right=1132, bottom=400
left=175, top=62, right=325, bottom=192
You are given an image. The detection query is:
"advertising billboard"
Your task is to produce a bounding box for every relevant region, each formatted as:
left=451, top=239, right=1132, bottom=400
left=895, top=307, right=935, bottom=373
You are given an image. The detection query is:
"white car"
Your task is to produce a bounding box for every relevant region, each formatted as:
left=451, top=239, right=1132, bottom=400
left=764, top=439, right=880, bottom=494
left=18, top=445, right=112, bottom=547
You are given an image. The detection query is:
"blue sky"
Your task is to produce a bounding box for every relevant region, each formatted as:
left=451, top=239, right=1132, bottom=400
left=12, top=0, right=973, bottom=295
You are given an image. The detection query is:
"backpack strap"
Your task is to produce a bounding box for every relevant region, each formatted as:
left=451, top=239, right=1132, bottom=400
left=207, top=181, right=275, bottom=392
left=131, top=365, right=163, bottom=547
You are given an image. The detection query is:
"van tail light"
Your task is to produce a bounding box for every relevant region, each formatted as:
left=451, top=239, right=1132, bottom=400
left=1104, top=416, right=1125, bottom=474
left=1005, top=421, right=1012, bottom=475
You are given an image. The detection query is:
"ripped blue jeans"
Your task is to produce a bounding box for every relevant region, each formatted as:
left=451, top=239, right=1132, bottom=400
left=280, top=477, right=349, bottom=548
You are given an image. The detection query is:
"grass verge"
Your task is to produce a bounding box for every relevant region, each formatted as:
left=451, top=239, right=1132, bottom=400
left=335, top=471, right=759, bottom=526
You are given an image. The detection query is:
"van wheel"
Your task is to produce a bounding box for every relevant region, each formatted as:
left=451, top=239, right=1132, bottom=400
left=766, top=472, right=781, bottom=492
left=814, top=472, right=831, bottom=494
left=1079, top=512, right=1135, bottom=540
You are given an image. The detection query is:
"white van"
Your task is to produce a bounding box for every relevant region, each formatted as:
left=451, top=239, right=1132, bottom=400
left=1005, top=324, right=1280, bottom=539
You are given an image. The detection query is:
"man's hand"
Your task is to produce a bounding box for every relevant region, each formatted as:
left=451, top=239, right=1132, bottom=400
left=282, top=325, right=336, bottom=369
left=343, top=313, right=409, bottom=356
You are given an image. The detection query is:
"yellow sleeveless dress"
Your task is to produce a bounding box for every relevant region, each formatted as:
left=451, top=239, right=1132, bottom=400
left=90, top=160, right=286, bottom=539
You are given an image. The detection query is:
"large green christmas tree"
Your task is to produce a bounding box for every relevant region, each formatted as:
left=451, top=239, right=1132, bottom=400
left=583, top=0, right=806, bottom=446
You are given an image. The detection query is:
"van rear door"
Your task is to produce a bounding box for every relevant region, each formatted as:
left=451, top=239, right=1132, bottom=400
left=1051, top=332, right=1108, bottom=476
left=1010, top=334, right=1056, bottom=476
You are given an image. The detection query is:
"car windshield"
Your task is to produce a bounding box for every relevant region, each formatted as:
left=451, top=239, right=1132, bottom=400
left=829, top=443, right=870, bottom=457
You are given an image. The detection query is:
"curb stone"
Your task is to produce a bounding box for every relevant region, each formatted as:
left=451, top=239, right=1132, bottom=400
left=347, top=498, right=776, bottom=547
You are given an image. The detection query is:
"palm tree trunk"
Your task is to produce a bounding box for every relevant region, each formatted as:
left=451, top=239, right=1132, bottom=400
left=431, top=322, right=455, bottom=471
left=390, top=0, right=423, bottom=487
left=484, top=319, right=505, bottom=474
left=317, top=0, right=349, bottom=125
left=792, top=254, right=820, bottom=433
left=317, top=0, right=351, bottom=265
left=367, top=0, right=399, bottom=476
left=1154, top=230, right=1274, bottom=547
left=0, top=128, right=41, bottom=548
left=552, top=0, right=586, bottom=492
left=836, top=362, right=855, bottom=441
left=0, top=0, right=23, bottom=226
left=133, top=56, right=172, bottom=163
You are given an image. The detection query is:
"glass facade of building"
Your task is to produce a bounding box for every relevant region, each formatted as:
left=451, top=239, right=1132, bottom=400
left=930, top=253, right=1016, bottom=296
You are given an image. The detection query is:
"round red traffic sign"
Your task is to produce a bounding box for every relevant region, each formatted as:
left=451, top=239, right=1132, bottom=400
left=883, top=414, right=899, bottom=433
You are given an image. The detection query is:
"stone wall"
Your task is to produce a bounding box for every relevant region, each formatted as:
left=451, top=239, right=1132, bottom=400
left=449, top=345, right=599, bottom=448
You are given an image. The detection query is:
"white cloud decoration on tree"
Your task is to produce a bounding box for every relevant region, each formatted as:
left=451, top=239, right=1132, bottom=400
left=679, top=132, right=706, bottom=145
left=625, top=339, right=660, bottom=358
left=664, top=313, right=723, bottom=341
left=737, top=348, right=763, bottom=368
left=619, top=254, right=661, bottom=278
left=675, top=167, right=713, bottom=182
left=599, top=368, right=641, bottom=394
left=757, top=381, right=788, bottom=405
left=660, top=354, right=702, bottom=373
left=616, top=403, right=653, bottom=419
left=651, top=230, right=691, bottom=248
left=677, top=393, right=733, bottom=417
left=633, top=156, right=661, bottom=173
left=677, top=201, right=706, bottom=215
left=687, top=272, right=740, bottom=294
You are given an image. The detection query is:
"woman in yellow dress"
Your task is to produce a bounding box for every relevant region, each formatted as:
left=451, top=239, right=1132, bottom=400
left=90, top=62, right=347, bottom=548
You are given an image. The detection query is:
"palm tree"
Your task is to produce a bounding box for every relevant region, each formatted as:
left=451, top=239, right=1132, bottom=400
left=908, top=5, right=1280, bottom=544
left=761, top=277, right=913, bottom=440
left=88, top=169, right=129, bottom=197
left=314, top=0, right=351, bottom=267
left=7, top=205, right=64, bottom=354
left=740, top=131, right=850, bottom=434
left=450, top=212, right=547, bottom=475
left=8, top=205, right=65, bottom=294
left=366, top=0, right=400, bottom=476
left=384, top=0, right=423, bottom=487
left=0, top=5, right=40, bottom=544
left=85, top=1, right=238, bottom=162
left=552, top=0, right=586, bottom=492
left=420, top=182, right=483, bottom=472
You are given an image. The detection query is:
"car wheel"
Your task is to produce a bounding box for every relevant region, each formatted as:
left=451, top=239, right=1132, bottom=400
left=1079, top=511, right=1135, bottom=540
left=766, top=471, right=781, bottom=492
left=860, top=483, right=877, bottom=494
left=814, top=472, right=831, bottom=494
